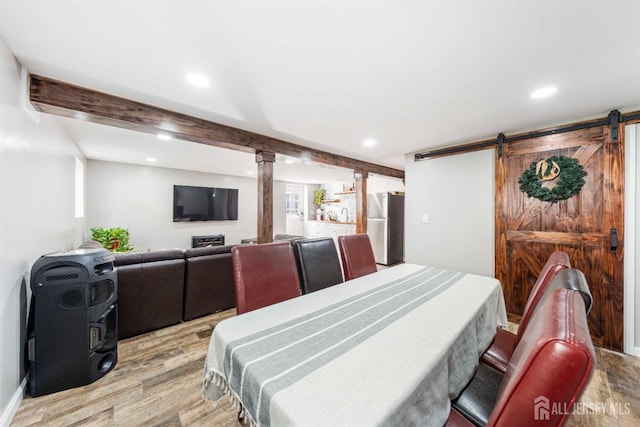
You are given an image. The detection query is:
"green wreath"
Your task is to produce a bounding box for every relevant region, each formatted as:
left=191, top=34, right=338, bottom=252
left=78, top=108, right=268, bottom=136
left=518, top=155, right=587, bottom=203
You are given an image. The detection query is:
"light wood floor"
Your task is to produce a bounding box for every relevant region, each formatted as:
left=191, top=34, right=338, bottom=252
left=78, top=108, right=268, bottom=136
left=12, top=310, right=241, bottom=427
left=11, top=311, right=640, bottom=426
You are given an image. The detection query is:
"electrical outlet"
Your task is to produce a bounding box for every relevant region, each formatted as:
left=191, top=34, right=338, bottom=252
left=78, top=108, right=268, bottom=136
left=422, top=214, right=429, bottom=224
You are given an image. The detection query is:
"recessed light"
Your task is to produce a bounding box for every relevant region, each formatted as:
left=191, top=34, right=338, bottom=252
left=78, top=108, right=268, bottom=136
left=146, top=157, right=157, bottom=163
left=247, top=171, right=254, bottom=175
left=363, top=138, right=377, bottom=147
left=157, top=133, right=172, bottom=141
left=186, top=73, right=210, bottom=88
left=284, top=159, right=295, bottom=164
left=531, top=86, right=557, bottom=99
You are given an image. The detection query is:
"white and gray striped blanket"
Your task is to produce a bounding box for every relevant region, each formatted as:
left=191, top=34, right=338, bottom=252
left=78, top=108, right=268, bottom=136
left=203, top=263, right=507, bottom=427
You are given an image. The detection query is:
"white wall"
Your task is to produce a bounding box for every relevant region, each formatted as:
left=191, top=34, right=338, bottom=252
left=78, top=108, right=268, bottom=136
left=404, top=149, right=495, bottom=276
left=635, top=126, right=640, bottom=355
left=368, top=176, right=405, bottom=194
left=0, top=38, right=85, bottom=425
left=625, top=124, right=640, bottom=355
left=86, top=160, right=266, bottom=249
left=273, top=180, right=287, bottom=236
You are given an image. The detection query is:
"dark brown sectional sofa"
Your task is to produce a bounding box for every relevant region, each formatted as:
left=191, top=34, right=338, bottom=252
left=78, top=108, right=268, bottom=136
left=112, top=234, right=308, bottom=340
left=114, top=245, right=237, bottom=340
left=183, top=246, right=236, bottom=321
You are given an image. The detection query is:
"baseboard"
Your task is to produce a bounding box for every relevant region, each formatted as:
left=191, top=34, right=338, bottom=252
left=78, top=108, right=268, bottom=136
left=0, top=377, right=26, bottom=427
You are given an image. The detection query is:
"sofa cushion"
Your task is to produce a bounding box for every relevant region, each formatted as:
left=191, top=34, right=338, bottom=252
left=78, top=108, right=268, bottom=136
left=183, top=245, right=236, bottom=320
left=114, top=250, right=185, bottom=339
left=184, top=245, right=234, bottom=258
left=113, top=249, right=184, bottom=266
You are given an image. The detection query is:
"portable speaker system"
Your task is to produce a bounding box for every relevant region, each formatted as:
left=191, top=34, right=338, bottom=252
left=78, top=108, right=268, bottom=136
left=27, top=248, right=118, bottom=397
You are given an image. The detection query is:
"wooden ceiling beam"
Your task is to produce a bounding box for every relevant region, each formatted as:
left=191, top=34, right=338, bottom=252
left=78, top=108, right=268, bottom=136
left=29, top=74, right=404, bottom=179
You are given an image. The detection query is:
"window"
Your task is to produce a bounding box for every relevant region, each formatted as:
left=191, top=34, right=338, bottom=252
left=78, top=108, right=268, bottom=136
left=75, top=157, right=84, bottom=218
left=285, top=191, right=300, bottom=215
left=285, top=184, right=304, bottom=217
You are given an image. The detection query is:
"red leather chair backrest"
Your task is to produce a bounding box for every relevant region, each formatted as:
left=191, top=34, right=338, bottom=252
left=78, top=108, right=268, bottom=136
left=231, top=241, right=301, bottom=314
left=532, top=268, right=593, bottom=317
left=488, top=288, right=595, bottom=427
left=517, top=251, right=571, bottom=340
left=337, top=234, right=377, bottom=281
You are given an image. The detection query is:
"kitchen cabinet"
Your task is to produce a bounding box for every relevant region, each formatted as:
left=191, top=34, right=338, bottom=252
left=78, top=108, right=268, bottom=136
left=308, top=220, right=356, bottom=243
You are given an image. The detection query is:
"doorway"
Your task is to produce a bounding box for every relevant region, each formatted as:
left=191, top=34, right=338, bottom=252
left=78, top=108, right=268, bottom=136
left=285, top=184, right=305, bottom=236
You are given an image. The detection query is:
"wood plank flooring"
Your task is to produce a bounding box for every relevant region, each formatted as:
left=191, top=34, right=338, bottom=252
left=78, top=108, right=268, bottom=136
left=11, top=310, right=241, bottom=427
left=11, top=312, right=640, bottom=426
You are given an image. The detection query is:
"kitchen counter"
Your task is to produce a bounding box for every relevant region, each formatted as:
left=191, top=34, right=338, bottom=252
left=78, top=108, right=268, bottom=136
left=309, top=219, right=356, bottom=225
left=308, top=220, right=356, bottom=242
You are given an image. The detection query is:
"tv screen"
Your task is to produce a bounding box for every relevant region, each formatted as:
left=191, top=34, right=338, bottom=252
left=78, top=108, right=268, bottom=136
left=173, top=185, right=239, bottom=222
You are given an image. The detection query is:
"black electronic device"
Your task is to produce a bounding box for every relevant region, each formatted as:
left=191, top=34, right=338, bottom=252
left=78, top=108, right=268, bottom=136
left=192, top=234, right=225, bottom=248
left=27, top=248, right=118, bottom=397
left=173, top=185, right=239, bottom=222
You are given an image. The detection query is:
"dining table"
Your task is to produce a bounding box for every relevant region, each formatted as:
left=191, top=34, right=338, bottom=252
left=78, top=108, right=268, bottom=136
left=202, top=263, right=507, bottom=427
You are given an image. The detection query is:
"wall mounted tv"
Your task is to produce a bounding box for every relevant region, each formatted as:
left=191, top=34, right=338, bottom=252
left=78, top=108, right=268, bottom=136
left=173, top=185, right=239, bottom=222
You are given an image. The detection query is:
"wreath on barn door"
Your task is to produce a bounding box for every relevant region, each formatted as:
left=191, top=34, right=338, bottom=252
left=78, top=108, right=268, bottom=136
left=518, top=155, right=587, bottom=203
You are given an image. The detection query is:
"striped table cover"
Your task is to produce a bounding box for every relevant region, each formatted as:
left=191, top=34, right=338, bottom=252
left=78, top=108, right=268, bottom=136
left=203, top=263, right=507, bottom=427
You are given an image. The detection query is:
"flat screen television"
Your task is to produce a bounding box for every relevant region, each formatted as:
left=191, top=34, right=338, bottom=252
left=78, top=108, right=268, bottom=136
left=173, top=185, right=239, bottom=222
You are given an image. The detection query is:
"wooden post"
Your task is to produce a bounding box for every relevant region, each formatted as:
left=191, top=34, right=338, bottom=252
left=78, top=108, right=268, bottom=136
left=256, top=151, right=275, bottom=243
left=355, top=171, right=368, bottom=234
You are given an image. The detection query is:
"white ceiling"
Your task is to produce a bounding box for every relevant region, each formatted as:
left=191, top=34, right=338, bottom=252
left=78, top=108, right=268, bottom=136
left=2, top=0, right=640, bottom=183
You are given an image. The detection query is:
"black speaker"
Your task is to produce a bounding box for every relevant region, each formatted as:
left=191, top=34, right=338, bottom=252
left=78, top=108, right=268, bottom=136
left=27, top=248, right=118, bottom=397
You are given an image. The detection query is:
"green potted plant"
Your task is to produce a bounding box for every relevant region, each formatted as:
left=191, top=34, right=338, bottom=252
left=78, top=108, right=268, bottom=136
left=90, top=227, right=134, bottom=252
left=313, top=188, right=326, bottom=206
left=313, top=188, right=326, bottom=220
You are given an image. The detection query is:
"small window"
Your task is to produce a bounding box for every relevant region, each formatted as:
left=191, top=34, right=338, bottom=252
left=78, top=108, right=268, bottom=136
left=285, top=191, right=300, bottom=215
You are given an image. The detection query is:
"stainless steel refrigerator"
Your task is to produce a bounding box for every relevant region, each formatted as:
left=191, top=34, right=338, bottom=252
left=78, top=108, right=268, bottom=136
left=366, top=192, right=404, bottom=265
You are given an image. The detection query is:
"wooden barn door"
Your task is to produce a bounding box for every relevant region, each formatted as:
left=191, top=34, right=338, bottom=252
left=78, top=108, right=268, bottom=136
left=495, top=124, right=624, bottom=351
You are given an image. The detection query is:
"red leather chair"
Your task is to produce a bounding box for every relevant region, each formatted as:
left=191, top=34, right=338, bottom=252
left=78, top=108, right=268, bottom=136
left=448, top=287, right=596, bottom=427
left=231, top=241, right=302, bottom=314
left=482, top=251, right=571, bottom=372
left=337, top=234, right=377, bottom=281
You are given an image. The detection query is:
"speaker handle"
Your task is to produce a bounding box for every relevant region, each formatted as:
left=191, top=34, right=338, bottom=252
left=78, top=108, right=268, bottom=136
left=89, top=323, right=106, bottom=352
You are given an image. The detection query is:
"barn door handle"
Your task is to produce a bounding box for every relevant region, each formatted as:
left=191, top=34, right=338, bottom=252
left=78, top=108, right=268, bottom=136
left=610, top=228, right=618, bottom=252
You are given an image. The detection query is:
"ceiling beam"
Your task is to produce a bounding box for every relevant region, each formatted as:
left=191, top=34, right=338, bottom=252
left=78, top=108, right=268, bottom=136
left=29, top=74, right=404, bottom=179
